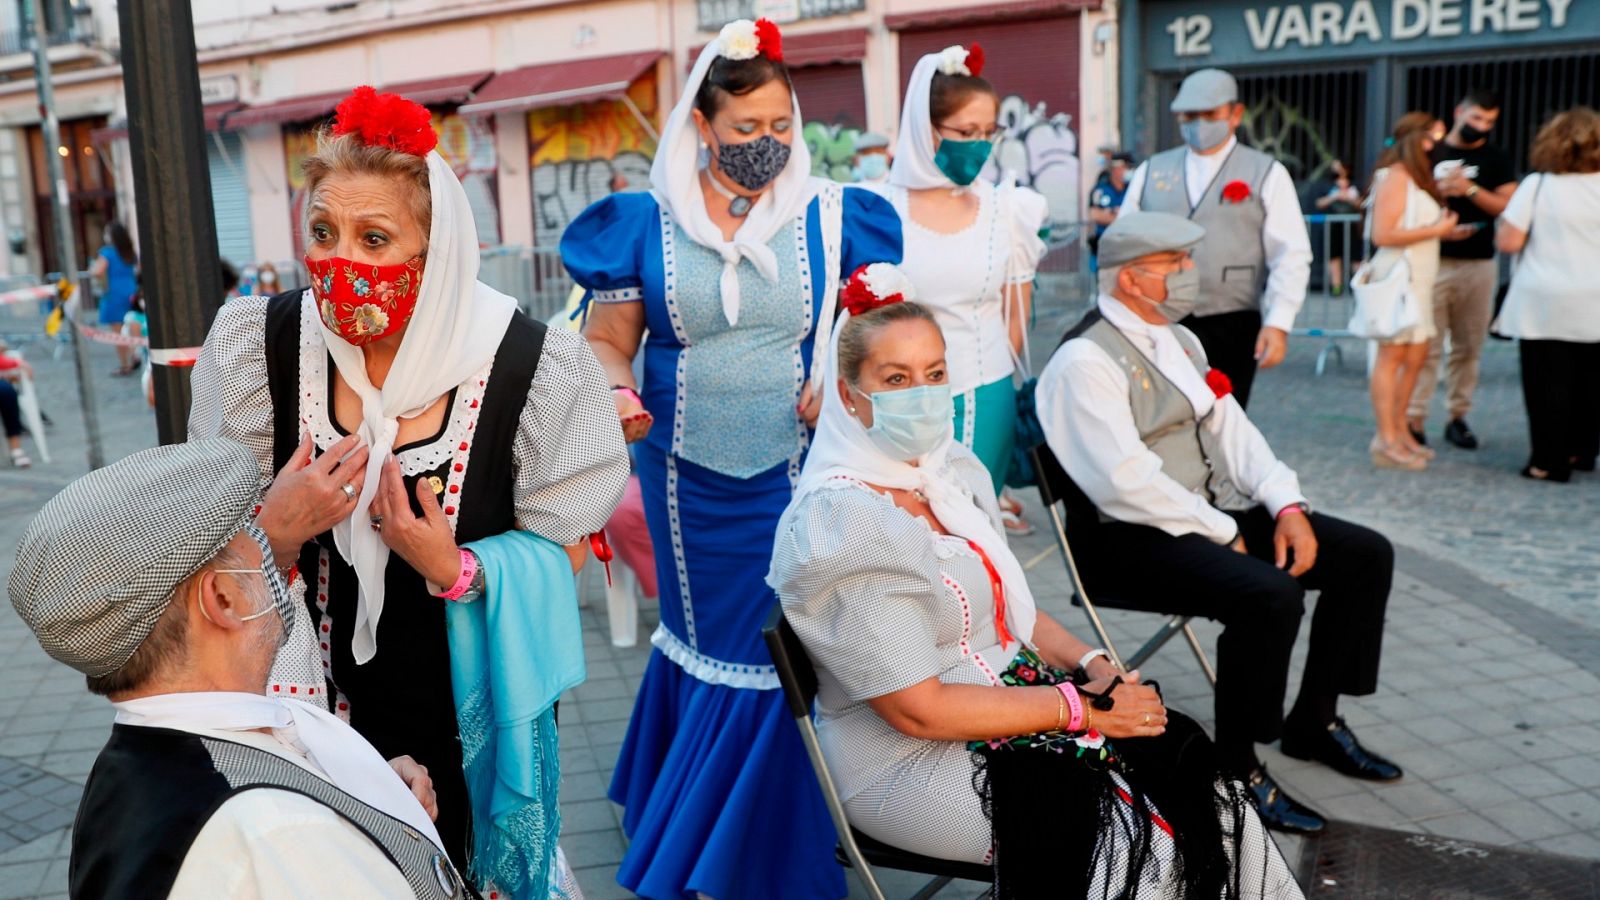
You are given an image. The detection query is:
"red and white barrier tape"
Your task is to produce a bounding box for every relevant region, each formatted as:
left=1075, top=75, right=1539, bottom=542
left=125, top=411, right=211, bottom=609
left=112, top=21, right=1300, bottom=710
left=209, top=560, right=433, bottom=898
left=0, top=285, right=58, bottom=305
left=77, top=323, right=202, bottom=366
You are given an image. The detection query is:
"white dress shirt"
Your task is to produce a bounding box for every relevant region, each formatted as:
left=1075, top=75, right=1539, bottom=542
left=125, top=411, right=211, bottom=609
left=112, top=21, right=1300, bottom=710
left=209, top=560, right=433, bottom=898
left=1120, top=138, right=1312, bottom=332
left=163, top=725, right=419, bottom=898
left=1036, top=294, right=1307, bottom=544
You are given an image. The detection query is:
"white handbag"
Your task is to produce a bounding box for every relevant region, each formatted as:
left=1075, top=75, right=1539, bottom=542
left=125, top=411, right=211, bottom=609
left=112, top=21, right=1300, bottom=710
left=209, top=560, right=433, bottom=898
left=1348, top=172, right=1425, bottom=340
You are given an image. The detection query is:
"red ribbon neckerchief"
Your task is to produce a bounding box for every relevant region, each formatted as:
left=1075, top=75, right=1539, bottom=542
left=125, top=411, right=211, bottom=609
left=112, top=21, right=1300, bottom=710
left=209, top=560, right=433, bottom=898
left=965, top=539, right=1014, bottom=648
left=589, top=531, right=615, bottom=586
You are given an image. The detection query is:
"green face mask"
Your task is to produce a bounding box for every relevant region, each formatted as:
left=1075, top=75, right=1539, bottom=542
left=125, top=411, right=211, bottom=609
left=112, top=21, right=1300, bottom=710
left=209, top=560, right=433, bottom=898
left=934, top=138, right=993, bottom=186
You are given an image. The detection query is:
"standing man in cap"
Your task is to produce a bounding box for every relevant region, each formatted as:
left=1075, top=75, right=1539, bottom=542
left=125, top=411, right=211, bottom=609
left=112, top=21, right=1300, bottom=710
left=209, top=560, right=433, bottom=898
left=8, top=439, right=465, bottom=899
left=852, top=131, right=893, bottom=184
left=1120, top=67, right=1312, bottom=408
left=1035, top=212, right=1400, bottom=836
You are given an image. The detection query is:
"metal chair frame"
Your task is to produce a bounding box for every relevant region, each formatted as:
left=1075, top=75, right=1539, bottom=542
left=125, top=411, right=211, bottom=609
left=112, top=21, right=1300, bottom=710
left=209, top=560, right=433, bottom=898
left=763, top=609, right=993, bottom=900
left=1026, top=444, right=1218, bottom=685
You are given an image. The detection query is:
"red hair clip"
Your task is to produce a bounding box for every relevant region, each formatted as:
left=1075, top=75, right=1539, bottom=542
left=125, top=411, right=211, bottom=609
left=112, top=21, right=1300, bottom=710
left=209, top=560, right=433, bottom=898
left=840, top=263, right=916, bottom=317
left=332, top=86, right=439, bottom=157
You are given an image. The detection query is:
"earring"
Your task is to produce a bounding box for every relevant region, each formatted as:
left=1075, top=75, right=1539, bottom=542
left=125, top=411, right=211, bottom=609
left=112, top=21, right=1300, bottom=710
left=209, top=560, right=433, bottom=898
left=848, top=405, right=857, bottom=414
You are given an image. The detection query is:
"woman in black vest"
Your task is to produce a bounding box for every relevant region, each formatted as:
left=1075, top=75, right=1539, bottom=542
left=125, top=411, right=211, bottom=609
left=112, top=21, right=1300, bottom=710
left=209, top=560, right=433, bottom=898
left=187, top=87, right=629, bottom=867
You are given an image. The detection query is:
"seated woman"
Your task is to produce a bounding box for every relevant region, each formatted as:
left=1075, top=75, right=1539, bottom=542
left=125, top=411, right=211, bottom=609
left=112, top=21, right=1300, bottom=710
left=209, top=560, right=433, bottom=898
left=769, top=266, right=1303, bottom=898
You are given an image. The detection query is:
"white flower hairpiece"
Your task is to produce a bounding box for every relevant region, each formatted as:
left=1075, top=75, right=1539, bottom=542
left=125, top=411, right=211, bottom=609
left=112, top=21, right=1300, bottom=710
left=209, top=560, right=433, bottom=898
left=718, top=19, right=760, bottom=61
left=861, top=263, right=916, bottom=303
left=937, top=45, right=972, bottom=77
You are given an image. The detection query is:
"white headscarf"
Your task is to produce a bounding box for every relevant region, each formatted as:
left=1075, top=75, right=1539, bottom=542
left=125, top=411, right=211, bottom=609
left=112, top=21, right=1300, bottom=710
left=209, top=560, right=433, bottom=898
left=650, top=36, right=818, bottom=327
left=315, top=150, right=518, bottom=665
left=781, top=310, right=1037, bottom=648
left=889, top=50, right=958, bottom=191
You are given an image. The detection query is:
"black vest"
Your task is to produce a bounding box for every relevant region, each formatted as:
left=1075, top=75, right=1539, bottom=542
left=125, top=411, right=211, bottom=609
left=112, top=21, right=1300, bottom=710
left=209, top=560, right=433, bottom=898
left=70, top=724, right=468, bottom=899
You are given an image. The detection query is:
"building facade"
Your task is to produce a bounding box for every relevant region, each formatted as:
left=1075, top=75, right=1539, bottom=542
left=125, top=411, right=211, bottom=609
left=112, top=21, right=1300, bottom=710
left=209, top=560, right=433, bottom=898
left=0, top=0, right=1114, bottom=282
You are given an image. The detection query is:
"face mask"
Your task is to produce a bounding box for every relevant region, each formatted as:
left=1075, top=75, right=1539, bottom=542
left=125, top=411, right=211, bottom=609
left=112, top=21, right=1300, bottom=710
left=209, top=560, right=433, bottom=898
left=305, top=254, right=424, bottom=345
left=934, top=138, right=992, bottom=187
left=1180, top=117, right=1231, bottom=153
left=715, top=134, right=792, bottom=192
left=1458, top=123, right=1492, bottom=144
left=857, top=154, right=888, bottom=181
left=259, top=269, right=277, bottom=285
left=856, top=384, right=952, bottom=461
left=1153, top=267, right=1202, bottom=322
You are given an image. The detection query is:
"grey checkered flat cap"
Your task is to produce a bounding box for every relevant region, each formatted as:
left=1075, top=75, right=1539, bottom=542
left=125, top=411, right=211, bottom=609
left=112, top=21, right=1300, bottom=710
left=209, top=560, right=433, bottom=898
left=8, top=439, right=261, bottom=678
left=1171, top=68, right=1238, bottom=113
left=1098, top=211, right=1207, bottom=268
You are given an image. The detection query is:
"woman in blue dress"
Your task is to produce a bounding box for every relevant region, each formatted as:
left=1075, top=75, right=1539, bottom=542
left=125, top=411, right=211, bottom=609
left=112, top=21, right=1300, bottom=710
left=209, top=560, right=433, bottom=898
left=561, top=17, right=901, bottom=899
left=90, top=221, right=140, bottom=376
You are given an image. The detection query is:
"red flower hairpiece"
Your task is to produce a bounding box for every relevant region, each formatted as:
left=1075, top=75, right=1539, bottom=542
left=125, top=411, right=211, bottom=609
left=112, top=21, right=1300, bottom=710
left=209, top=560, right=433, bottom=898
left=966, top=43, right=986, bottom=77
left=840, top=263, right=913, bottom=317
left=1205, top=368, right=1233, bottom=399
left=332, top=86, right=439, bottom=157
left=754, top=18, right=783, bottom=62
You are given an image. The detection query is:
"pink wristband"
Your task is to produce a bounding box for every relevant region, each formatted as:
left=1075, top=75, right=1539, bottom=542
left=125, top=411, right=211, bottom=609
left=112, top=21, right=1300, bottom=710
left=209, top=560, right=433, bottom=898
left=436, top=549, right=476, bottom=601
left=1056, top=683, right=1085, bottom=733
left=1276, top=504, right=1306, bottom=520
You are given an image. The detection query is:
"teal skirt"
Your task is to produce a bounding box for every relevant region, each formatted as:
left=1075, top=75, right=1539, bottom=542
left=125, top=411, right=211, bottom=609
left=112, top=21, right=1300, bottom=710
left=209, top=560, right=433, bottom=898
left=952, top=375, right=1016, bottom=495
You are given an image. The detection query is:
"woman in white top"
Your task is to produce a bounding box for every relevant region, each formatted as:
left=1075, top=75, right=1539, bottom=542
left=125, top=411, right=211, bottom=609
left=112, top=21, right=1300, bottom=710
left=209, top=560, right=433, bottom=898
left=769, top=277, right=1302, bottom=898
left=873, top=44, right=1048, bottom=498
left=1495, top=107, right=1600, bottom=482
left=1365, top=112, right=1458, bottom=471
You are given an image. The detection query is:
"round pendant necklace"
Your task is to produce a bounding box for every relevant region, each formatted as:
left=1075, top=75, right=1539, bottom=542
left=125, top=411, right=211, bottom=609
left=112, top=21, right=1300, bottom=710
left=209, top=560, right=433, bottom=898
left=912, top=488, right=928, bottom=503
left=704, top=170, right=754, bottom=217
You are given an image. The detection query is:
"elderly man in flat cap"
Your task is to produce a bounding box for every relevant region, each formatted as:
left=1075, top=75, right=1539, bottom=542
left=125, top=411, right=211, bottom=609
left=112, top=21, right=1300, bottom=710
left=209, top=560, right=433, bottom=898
left=1119, top=67, right=1312, bottom=408
left=1035, top=212, right=1399, bottom=836
left=8, top=438, right=465, bottom=899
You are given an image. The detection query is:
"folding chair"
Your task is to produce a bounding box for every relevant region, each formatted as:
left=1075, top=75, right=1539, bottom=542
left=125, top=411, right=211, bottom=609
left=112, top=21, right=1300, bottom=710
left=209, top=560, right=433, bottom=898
left=763, top=608, right=993, bottom=900
left=1026, top=443, right=1216, bottom=685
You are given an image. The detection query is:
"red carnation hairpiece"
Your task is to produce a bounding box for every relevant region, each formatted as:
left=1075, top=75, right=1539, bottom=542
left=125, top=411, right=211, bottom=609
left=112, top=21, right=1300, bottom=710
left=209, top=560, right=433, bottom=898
left=966, top=43, right=986, bottom=77
left=754, top=18, right=783, bottom=62
left=332, top=86, right=439, bottom=157
left=839, top=264, right=907, bottom=317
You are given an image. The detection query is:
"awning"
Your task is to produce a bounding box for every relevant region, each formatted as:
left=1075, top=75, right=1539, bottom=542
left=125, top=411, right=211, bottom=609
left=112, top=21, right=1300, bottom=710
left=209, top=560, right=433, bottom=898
left=885, top=0, right=1099, bottom=30
left=225, top=71, right=492, bottom=129
left=690, top=28, right=868, bottom=69
left=89, top=100, right=245, bottom=143
left=458, top=50, right=662, bottom=117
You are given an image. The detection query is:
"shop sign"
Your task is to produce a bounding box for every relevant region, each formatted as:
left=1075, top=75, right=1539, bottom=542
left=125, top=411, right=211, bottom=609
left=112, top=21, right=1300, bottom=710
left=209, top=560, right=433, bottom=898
left=697, top=0, right=863, bottom=31
left=1147, top=0, right=1592, bottom=69
left=200, top=75, right=240, bottom=105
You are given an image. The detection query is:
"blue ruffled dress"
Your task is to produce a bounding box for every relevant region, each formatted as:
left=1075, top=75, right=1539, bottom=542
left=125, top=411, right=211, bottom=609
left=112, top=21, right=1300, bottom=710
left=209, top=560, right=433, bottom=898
left=561, top=185, right=901, bottom=899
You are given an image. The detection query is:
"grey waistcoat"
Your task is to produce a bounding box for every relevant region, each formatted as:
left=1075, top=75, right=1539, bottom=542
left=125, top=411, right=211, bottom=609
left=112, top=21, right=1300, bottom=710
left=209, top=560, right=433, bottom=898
left=1138, top=143, right=1277, bottom=318
left=1075, top=314, right=1249, bottom=518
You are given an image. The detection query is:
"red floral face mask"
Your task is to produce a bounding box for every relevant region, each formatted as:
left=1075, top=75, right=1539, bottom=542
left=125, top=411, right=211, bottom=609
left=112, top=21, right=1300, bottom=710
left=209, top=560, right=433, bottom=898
left=304, top=254, right=424, bottom=345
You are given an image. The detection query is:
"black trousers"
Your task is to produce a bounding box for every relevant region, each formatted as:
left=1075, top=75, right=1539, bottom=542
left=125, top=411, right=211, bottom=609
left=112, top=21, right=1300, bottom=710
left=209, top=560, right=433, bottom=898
left=1181, top=309, right=1263, bottom=409
left=1068, top=508, right=1393, bottom=747
left=1519, top=339, right=1600, bottom=478
left=0, top=379, right=20, bottom=438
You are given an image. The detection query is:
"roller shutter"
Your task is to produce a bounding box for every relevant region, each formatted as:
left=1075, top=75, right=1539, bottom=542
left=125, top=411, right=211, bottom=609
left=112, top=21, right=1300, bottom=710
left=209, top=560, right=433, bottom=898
left=792, top=63, right=868, bottom=130
left=897, top=16, right=1080, bottom=130
left=208, top=131, right=255, bottom=267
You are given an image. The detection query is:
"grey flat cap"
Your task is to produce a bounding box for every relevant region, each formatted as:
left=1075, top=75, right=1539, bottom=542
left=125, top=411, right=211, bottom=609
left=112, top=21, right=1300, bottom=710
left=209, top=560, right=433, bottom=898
left=1171, top=68, right=1238, bottom=113
left=1098, top=211, right=1206, bottom=268
left=853, top=132, right=891, bottom=152
left=8, top=439, right=261, bottom=677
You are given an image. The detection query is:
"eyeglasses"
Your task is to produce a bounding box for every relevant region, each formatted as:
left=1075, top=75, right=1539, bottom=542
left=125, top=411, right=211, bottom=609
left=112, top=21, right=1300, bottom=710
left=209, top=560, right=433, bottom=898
left=214, top=569, right=285, bottom=622
left=936, top=124, right=1002, bottom=143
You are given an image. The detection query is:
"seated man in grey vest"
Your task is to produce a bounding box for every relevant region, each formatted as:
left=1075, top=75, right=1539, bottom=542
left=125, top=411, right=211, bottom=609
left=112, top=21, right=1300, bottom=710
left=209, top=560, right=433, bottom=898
left=1036, top=212, right=1400, bottom=837
left=8, top=439, right=465, bottom=899
left=1119, top=67, right=1311, bottom=409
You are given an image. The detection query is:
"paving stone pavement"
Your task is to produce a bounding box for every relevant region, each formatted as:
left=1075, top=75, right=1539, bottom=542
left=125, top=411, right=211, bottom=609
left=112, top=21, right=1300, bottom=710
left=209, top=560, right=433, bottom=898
left=2, top=300, right=1598, bottom=898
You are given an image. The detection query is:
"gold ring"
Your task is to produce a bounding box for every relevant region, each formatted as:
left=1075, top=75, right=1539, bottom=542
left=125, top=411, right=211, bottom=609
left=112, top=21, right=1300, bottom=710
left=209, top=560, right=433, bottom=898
left=1143, top=712, right=1151, bottom=726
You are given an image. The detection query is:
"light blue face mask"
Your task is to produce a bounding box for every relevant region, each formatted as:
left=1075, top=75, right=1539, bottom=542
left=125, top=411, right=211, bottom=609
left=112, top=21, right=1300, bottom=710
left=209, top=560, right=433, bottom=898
left=856, top=153, right=889, bottom=181
left=856, top=384, right=953, bottom=461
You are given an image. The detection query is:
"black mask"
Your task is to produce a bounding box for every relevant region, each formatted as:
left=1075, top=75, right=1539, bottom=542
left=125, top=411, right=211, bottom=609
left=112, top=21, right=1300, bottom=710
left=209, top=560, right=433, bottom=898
left=1458, top=123, right=1492, bottom=144
left=715, top=135, right=792, bottom=193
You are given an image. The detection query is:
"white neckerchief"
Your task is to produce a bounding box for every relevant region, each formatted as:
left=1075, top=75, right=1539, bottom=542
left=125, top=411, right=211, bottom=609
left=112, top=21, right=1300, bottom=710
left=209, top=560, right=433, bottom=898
left=316, top=151, right=518, bottom=665
left=113, top=691, right=443, bottom=851
left=1098, top=293, right=1215, bottom=416
left=777, top=315, right=1036, bottom=649
left=650, top=42, right=818, bottom=327
left=889, top=52, right=958, bottom=191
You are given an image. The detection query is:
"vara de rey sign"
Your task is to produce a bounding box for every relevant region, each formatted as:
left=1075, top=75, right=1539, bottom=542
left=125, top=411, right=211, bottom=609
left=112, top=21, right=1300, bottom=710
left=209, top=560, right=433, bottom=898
left=1146, top=0, right=1590, bottom=69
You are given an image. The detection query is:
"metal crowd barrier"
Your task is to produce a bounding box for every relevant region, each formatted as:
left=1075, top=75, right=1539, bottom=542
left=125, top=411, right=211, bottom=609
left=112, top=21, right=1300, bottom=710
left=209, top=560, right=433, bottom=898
left=479, top=245, right=573, bottom=324
left=1297, top=212, right=1364, bottom=376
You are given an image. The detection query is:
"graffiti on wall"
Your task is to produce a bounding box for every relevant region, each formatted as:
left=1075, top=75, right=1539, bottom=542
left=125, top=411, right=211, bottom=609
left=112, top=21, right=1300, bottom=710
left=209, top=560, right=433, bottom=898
left=285, top=111, right=500, bottom=256
left=987, top=94, right=1081, bottom=227
left=1239, top=94, right=1339, bottom=183
left=529, top=69, right=659, bottom=248
left=803, top=121, right=865, bottom=182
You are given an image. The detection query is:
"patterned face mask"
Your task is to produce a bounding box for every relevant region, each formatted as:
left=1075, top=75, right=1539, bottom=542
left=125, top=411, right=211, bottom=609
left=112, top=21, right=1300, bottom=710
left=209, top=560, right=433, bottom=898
left=715, top=134, right=792, bottom=192
left=304, top=254, right=424, bottom=345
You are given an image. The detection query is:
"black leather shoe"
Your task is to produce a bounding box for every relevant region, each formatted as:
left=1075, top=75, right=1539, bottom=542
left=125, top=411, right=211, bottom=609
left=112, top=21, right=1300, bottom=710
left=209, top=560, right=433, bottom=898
left=1408, top=424, right=1428, bottom=447
left=1444, top=418, right=1479, bottom=449
left=1245, top=765, right=1326, bottom=835
left=1281, top=717, right=1404, bottom=781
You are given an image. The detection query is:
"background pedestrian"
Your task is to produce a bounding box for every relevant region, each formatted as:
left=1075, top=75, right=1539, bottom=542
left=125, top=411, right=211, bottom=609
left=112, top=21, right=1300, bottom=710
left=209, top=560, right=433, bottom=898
left=88, top=221, right=139, bottom=377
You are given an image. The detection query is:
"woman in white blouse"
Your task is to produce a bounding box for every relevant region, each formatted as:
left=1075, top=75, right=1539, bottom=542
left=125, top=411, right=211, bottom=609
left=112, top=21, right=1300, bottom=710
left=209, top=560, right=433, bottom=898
left=1365, top=113, right=1457, bottom=471
left=872, top=44, right=1048, bottom=510
left=1495, top=106, right=1600, bottom=482
left=769, top=280, right=1301, bottom=898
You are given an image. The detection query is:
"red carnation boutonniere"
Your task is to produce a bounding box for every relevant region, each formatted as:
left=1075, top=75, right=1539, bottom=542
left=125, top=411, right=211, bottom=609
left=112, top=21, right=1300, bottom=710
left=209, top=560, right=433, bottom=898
left=1205, top=368, right=1233, bottom=399
left=1220, top=179, right=1252, bottom=205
